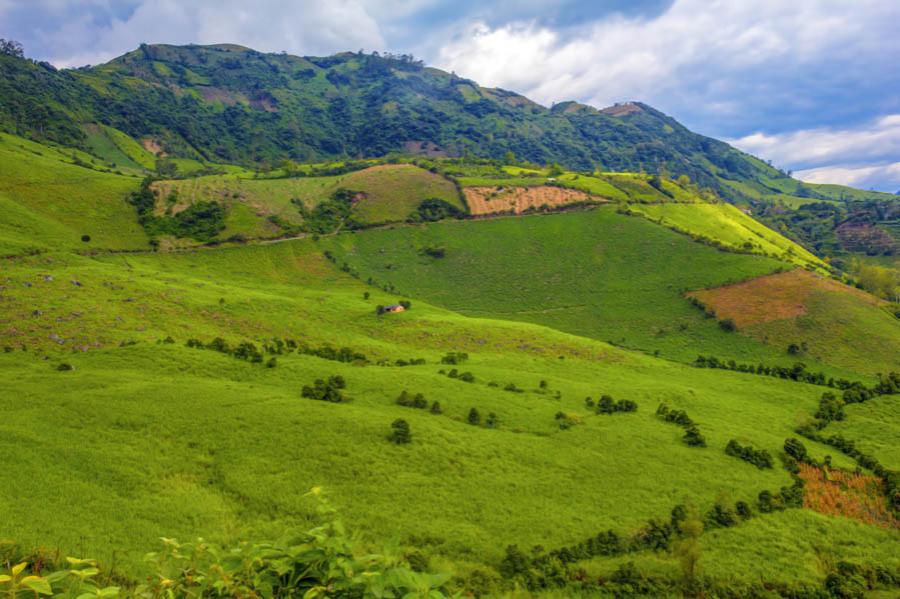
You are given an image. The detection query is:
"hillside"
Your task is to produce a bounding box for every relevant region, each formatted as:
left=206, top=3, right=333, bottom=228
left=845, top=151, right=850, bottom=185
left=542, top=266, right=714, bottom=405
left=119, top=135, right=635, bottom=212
left=2, top=238, right=896, bottom=594
left=1, top=47, right=900, bottom=597
left=3, top=42, right=893, bottom=211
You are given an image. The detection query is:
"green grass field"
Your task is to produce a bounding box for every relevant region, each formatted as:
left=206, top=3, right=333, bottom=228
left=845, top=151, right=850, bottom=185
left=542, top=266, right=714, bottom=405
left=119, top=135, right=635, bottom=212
left=322, top=208, right=882, bottom=378
left=627, top=202, right=826, bottom=271
left=152, top=164, right=461, bottom=241
left=1, top=238, right=888, bottom=584
left=0, top=133, right=147, bottom=254
left=1, top=133, right=898, bottom=596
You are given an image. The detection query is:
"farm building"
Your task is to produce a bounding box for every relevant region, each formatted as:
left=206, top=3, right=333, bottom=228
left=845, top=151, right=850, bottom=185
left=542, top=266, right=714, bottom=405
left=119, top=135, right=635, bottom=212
left=384, top=304, right=406, bottom=313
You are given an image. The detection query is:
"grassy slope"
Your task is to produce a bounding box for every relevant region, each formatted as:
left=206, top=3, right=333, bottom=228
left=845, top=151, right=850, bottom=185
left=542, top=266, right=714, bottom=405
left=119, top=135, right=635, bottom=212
left=628, top=202, right=826, bottom=271
left=0, top=239, right=885, bottom=581
left=822, top=395, right=900, bottom=471
left=0, top=133, right=147, bottom=254
left=690, top=270, right=899, bottom=376
left=152, top=164, right=461, bottom=240
left=324, top=208, right=880, bottom=376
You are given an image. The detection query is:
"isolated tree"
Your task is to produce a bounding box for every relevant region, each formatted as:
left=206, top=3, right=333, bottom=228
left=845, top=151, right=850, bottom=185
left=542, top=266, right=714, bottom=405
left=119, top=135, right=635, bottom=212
left=485, top=412, right=499, bottom=428
left=430, top=401, right=442, bottom=414
left=389, top=418, right=411, bottom=444
left=467, top=407, right=481, bottom=425
left=0, top=38, right=24, bottom=58
left=674, top=501, right=703, bottom=596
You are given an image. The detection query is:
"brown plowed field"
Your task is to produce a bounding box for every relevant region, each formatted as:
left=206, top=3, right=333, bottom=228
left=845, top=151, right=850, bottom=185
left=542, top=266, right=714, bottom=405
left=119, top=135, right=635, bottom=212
left=464, top=186, right=599, bottom=215
left=687, top=269, right=883, bottom=327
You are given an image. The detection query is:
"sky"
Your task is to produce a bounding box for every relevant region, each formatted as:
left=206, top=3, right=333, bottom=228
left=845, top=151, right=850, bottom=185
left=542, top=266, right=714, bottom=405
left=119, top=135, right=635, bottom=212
left=2, top=0, right=899, bottom=192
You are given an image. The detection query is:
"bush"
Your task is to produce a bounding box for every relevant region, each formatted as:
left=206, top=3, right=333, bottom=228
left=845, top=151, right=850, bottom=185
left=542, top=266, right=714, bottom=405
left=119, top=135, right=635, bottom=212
left=440, top=351, right=468, bottom=365
left=389, top=418, right=412, bottom=444
left=719, top=318, right=737, bottom=332
left=302, top=376, right=348, bottom=402
left=397, top=390, right=428, bottom=409
left=56, top=363, right=73, bottom=371
left=467, top=408, right=481, bottom=425
left=683, top=426, right=707, bottom=447
left=430, top=401, right=442, bottom=414
left=725, top=439, right=774, bottom=469
left=784, top=438, right=809, bottom=463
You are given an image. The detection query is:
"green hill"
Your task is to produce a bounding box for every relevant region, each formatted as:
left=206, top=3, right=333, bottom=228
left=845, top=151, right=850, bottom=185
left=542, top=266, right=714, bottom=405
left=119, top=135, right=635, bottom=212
left=1, top=238, right=895, bottom=593
left=3, top=42, right=892, bottom=210
left=1, top=52, right=899, bottom=597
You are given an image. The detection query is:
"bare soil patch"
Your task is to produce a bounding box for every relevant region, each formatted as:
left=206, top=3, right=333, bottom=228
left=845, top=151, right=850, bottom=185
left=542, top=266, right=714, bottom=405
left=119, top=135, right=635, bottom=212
left=141, top=138, right=164, bottom=156
left=464, top=186, right=600, bottom=216
left=687, top=269, right=884, bottom=328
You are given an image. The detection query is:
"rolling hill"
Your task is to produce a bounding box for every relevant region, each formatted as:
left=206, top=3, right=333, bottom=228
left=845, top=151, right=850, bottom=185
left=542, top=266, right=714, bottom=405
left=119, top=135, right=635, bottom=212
left=1, top=43, right=899, bottom=598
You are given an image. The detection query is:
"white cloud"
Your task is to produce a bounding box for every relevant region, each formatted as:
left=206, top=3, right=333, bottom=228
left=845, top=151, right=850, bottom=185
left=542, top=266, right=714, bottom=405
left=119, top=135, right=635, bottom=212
left=795, top=163, right=900, bottom=191
left=24, top=0, right=387, bottom=67
left=729, top=114, right=900, bottom=175
left=434, top=0, right=900, bottom=113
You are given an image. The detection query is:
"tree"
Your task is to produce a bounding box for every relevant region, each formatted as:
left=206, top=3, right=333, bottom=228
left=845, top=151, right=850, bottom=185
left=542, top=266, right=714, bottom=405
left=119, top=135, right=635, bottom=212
left=467, top=407, right=481, bottom=425
left=389, top=418, right=411, bottom=444
left=430, top=401, right=442, bottom=414
left=718, top=318, right=737, bottom=332
left=673, top=501, right=703, bottom=596
left=784, top=438, right=808, bottom=462
left=0, top=38, right=24, bottom=58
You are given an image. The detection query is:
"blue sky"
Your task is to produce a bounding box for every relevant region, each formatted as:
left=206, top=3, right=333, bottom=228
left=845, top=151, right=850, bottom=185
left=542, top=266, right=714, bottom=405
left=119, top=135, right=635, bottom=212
left=2, top=0, right=899, bottom=191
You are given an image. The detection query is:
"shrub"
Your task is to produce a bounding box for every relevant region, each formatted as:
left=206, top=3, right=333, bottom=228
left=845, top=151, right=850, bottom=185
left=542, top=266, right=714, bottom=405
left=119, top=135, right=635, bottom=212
left=725, top=439, right=774, bottom=469
left=56, top=363, right=73, bottom=371
left=389, top=418, right=412, bottom=444
left=467, top=408, right=481, bottom=425
left=485, top=412, right=499, bottom=428
left=784, top=438, right=809, bottom=463
left=440, top=351, right=468, bottom=365
left=80, top=234, right=91, bottom=242
left=430, top=401, right=442, bottom=414
left=265, top=357, right=277, bottom=368
left=683, top=426, right=706, bottom=447
left=719, top=318, right=737, bottom=332
left=302, top=376, right=348, bottom=402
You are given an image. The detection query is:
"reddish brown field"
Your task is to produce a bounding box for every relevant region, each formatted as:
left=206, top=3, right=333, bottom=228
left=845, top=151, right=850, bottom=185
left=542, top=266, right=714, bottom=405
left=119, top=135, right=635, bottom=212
left=687, top=269, right=883, bottom=328
left=798, top=463, right=898, bottom=529
left=464, top=186, right=598, bottom=215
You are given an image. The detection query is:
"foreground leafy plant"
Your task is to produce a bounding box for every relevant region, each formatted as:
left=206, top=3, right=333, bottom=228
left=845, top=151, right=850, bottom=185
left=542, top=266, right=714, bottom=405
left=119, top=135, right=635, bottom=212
left=2, top=490, right=450, bottom=598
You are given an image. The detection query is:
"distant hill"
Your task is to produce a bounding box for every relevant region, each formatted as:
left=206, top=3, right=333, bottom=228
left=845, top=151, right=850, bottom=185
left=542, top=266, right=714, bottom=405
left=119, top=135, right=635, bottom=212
left=2, top=42, right=893, bottom=206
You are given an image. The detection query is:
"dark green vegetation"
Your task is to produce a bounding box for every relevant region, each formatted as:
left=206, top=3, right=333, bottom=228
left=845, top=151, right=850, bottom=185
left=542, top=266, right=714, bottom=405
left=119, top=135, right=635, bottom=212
left=1, top=37, right=899, bottom=599
left=2, top=41, right=893, bottom=209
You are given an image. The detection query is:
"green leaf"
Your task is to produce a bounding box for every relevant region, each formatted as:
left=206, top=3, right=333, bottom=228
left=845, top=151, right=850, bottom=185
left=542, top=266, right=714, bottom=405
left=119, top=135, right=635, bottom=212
left=21, top=576, right=53, bottom=595
left=0, top=574, right=12, bottom=583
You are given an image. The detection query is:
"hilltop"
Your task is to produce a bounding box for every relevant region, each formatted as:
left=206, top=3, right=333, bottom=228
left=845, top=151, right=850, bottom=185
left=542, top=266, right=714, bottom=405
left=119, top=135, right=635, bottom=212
left=2, top=41, right=895, bottom=210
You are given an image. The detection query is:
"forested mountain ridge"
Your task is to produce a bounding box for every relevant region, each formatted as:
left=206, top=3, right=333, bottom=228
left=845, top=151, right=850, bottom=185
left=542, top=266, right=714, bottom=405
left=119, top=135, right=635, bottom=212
left=0, top=42, right=811, bottom=199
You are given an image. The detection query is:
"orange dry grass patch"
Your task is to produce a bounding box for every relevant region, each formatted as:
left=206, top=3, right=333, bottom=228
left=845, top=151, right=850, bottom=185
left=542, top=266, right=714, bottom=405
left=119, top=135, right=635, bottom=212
left=687, top=269, right=883, bottom=328
left=798, top=463, right=898, bottom=529
left=464, top=186, right=599, bottom=216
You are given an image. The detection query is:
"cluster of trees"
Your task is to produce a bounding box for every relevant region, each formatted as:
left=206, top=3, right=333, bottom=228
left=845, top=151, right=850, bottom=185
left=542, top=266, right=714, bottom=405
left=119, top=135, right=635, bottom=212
left=589, top=394, right=638, bottom=414
left=693, top=355, right=856, bottom=388
left=127, top=178, right=226, bottom=243
left=395, top=390, right=441, bottom=414
left=186, top=337, right=265, bottom=364
left=0, top=38, right=24, bottom=58
left=656, top=404, right=706, bottom=447
left=725, top=439, right=774, bottom=469
left=440, top=351, right=469, bottom=365
left=441, top=368, right=475, bottom=383
left=301, top=375, right=347, bottom=402
left=408, top=198, right=464, bottom=223
left=467, top=407, right=498, bottom=428
left=297, top=187, right=364, bottom=234
left=299, top=343, right=367, bottom=363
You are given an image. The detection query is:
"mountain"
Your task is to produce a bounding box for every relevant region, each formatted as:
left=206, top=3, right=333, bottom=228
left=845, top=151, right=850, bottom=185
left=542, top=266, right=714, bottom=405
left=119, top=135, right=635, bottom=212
left=0, top=43, right=810, bottom=197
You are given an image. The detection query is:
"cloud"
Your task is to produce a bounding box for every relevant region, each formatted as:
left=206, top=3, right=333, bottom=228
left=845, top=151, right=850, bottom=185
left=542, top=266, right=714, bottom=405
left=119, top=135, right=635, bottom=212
left=434, top=0, right=900, bottom=134
left=794, top=163, right=900, bottom=191
left=728, top=115, right=900, bottom=188
left=4, top=0, right=388, bottom=67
